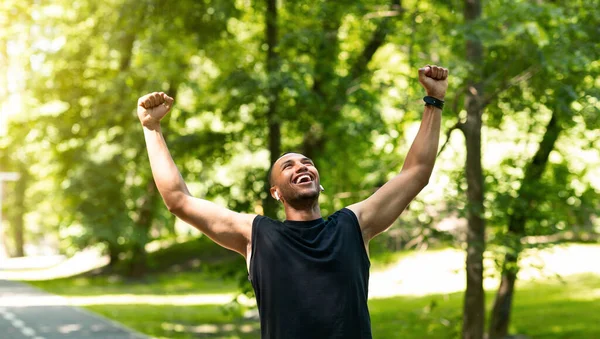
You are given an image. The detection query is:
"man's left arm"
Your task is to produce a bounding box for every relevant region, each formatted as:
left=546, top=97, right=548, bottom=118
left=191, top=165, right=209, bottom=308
left=347, top=65, right=448, bottom=242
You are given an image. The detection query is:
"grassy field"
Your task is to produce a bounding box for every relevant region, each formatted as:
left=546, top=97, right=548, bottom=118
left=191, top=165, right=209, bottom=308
left=27, top=270, right=238, bottom=296
left=369, top=273, right=600, bottom=338
left=28, top=266, right=600, bottom=338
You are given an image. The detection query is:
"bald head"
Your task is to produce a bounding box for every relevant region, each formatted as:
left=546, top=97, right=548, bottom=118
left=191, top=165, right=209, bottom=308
left=268, top=152, right=297, bottom=186
left=268, top=152, right=317, bottom=186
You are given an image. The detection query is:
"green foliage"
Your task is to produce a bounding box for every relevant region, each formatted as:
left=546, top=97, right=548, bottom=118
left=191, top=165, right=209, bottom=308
left=1, top=0, right=598, bottom=298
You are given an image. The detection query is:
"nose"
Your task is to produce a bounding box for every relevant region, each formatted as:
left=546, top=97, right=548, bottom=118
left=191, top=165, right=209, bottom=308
left=296, top=162, right=308, bottom=172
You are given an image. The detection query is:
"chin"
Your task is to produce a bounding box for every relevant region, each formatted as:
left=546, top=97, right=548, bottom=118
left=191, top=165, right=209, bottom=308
left=298, top=191, right=319, bottom=200
left=288, top=190, right=320, bottom=207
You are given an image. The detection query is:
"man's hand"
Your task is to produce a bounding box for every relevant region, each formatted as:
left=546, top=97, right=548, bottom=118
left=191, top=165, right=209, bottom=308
left=137, top=92, right=174, bottom=130
left=418, top=65, right=449, bottom=100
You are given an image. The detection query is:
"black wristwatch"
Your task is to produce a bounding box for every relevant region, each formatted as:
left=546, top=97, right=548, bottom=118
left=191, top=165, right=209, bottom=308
left=423, top=96, right=444, bottom=109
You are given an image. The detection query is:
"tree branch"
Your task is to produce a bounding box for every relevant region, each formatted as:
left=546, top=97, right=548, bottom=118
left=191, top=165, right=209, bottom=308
left=346, top=0, right=403, bottom=86
left=303, top=0, right=404, bottom=158
left=363, top=9, right=403, bottom=20
left=437, top=87, right=467, bottom=158
left=481, top=66, right=539, bottom=108
left=437, top=121, right=464, bottom=158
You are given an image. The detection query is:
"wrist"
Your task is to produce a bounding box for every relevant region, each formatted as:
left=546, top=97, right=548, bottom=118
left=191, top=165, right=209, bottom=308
left=423, top=95, right=445, bottom=110
left=426, top=92, right=445, bottom=100
left=142, top=121, right=161, bottom=132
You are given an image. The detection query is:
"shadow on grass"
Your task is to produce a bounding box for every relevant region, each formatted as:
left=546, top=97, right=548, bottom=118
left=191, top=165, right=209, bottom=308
left=27, top=271, right=239, bottom=296
left=88, top=304, right=260, bottom=339
left=369, top=274, right=600, bottom=339
left=512, top=299, right=600, bottom=339
left=26, top=237, right=246, bottom=297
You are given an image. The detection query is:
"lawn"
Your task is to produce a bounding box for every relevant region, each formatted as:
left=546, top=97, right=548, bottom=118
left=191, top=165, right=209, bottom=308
left=369, top=273, right=600, bottom=338
left=29, top=270, right=600, bottom=339
left=27, top=270, right=238, bottom=296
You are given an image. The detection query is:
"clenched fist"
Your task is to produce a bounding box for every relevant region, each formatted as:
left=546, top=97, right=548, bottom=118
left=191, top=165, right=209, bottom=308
left=418, top=65, right=449, bottom=100
left=137, top=92, right=174, bottom=129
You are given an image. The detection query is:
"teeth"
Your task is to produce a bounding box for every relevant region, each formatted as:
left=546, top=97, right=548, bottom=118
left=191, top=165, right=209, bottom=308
left=295, top=175, right=311, bottom=184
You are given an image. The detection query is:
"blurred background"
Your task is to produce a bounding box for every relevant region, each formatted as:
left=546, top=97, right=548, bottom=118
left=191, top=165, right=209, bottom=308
left=0, top=0, right=598, bottom=338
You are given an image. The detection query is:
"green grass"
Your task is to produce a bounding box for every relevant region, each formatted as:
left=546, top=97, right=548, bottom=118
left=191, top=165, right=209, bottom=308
left=27, top=270, right=238, bottom=296
left=25, top=240, right=600, bottom=338
left=28, top=271, right=600, bottom=339
left=145, top=237, right=240, bottom=273
left=369, top=249, right=414, bottom=271
left=28, top=236, right=244, bottom=296
left=87, top=304, right=259, bottom=339
left=369, top=273, right=600, bottom=339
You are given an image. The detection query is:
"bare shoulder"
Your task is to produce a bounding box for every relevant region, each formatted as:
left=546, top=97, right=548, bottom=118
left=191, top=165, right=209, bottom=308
left=233, top=212, right=259, bottom=236
left=174, top=195, right=257, bottom=256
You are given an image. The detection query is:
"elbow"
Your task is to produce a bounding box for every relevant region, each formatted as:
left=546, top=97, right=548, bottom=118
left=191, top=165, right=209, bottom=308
left=416, top=173, right=431, bottom=189
left=166, top=202, right=182, bottom=214
left=404, top=163, right=434, bottom=183
left=164, top=193, right=187, bottom=214
left=410, top=165, right=432, bottom=188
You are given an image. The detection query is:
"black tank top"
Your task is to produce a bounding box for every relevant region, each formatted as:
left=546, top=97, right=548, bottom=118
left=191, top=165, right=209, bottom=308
left=249, top=208, right=372, bottom=339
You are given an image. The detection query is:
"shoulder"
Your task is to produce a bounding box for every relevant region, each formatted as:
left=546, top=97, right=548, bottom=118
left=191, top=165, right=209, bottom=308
left=252, top=214, right=283, bottom=230
left=328, top=208, right=359, bottom=226
left=329, top=208, right=369, bottom=247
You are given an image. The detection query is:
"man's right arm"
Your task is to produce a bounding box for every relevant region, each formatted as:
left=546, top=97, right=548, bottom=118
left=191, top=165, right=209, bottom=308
left=138, top=92, right=255, bottom=257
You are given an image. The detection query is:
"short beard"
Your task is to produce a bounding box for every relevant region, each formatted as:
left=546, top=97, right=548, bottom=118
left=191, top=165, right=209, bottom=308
left=286, top=190, right=320, bottom=210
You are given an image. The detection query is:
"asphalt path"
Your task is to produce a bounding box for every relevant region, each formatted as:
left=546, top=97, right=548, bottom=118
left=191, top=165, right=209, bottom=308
left=0, top=280, right=148, bottom=339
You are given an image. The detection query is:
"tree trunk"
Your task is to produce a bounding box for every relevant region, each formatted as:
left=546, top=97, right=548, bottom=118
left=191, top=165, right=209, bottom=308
left=128, top=179, right=159, bottom=277
left=263, top=0, right=281, bottom=219
left=462, top=0, right=486, bottom=338
left=107, top=241, right=121, bottom=269
left=9, top=165, right=27, bottom=257
left=489, top=111, right=562, bottom=339
left=462, top=105, right=486, bottom=339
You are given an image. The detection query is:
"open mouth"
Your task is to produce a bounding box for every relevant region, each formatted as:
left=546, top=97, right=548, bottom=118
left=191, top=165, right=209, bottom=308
left=293, top=174, right=313, bottom=185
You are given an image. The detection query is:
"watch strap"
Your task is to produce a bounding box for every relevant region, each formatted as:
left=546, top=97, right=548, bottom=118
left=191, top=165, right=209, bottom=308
left=423, top=96, right=444, bottom=109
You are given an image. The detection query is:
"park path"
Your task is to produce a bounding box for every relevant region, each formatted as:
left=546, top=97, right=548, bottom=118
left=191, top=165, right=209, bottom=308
left=0, top=280, right=149, bottom=339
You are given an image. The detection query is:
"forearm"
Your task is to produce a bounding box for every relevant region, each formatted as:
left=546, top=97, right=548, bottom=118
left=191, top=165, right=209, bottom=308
left=401, top=105, right=442, bottom=181
left=143, top=124, right=190, bottom=211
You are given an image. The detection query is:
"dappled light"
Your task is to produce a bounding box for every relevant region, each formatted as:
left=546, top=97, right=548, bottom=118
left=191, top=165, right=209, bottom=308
left=1, top=292, right=242, bottom=308
left=161, top=322, right=258, bottom=336
left=0, top=248, right=107, bottom=281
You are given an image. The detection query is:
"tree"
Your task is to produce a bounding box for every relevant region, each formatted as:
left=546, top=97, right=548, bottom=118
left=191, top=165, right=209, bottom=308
left=488, top=1, right=600, bottom=336
left=16, top=0, right=240, bottom=274
left=460, top=1, right=486, bottom=337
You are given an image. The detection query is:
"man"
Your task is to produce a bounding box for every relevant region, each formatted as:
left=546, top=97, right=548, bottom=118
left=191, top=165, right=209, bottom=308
left=137, top=65, right=448, bottom=338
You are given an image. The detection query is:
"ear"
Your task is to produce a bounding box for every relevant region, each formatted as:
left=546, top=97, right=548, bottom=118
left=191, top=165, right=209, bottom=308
left=270, top=186, right=280, bottom=201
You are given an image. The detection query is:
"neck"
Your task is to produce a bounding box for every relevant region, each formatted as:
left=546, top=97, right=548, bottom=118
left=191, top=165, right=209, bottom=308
left=283, top=201, right=322, bottom=221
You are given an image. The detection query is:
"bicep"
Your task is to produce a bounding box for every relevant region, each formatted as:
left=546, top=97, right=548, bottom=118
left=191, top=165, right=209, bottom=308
left=173, top=195, right=255, bottom=256
left=348, top=166, right=428, bottom=241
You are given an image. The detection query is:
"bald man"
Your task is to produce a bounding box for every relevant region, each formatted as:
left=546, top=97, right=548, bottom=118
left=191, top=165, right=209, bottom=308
left=137, top=65, right=448, bottom=339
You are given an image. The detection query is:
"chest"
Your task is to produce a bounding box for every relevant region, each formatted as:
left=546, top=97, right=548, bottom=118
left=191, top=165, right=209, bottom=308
left=256, top=223, right=366, bottom=278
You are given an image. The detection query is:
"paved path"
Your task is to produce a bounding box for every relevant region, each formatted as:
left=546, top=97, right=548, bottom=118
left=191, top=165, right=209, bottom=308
left=0, top=280, right=149, bottom=339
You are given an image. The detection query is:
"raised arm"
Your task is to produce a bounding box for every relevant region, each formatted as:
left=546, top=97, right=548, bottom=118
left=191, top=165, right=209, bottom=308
left=347, top=65, right=448, bottom=242
left=137, top=92, right=254, bottom=257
